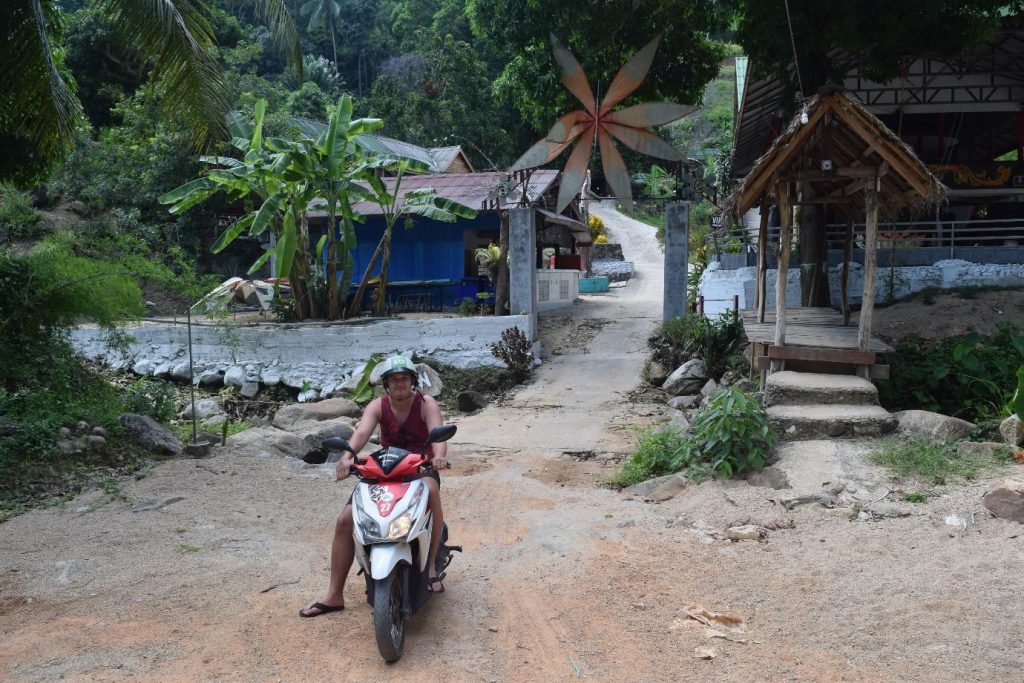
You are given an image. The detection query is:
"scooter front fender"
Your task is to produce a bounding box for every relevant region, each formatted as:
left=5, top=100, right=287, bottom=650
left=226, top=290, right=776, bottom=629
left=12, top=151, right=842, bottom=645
left=369, top=543, right=412, bottom=580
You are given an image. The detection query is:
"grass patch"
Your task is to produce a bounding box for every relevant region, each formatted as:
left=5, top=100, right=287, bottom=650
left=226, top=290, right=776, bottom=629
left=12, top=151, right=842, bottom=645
left=868, top=436, right=1007, bottom=485
left=177, top=543, right=201, bottom=553
left=904, top=491, right=928, bottom=503
left=432, top=364, right=516, bottom=413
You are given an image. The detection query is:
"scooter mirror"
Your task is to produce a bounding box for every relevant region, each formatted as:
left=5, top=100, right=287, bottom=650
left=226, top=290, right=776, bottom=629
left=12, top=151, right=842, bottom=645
left=424, top=424, right=457, bottom=446
left=323, top=436, right=353, bottom=453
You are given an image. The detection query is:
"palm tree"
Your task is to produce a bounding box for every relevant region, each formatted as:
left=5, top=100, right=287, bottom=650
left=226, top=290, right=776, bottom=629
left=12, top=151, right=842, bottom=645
left=0, top=0, right=301, bottom=184
left=301, top=0, right=340, bottom=71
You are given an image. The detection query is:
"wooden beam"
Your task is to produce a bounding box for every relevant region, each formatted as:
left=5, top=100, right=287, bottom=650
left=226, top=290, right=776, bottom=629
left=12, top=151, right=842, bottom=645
left=773, top=182, right=792, bottom=370
left=767, top=345, right=876, bottom=365
left=736, top=100, right=834, bottom=217
left=754, top=356, right=889, bottom=379
left=756, top=208, right=768, bottom=322
left=781, top=166, right=884, bottom=183
left=841, top=218, right=853, bottom=326
left=858, top=184, right=880, bottom=362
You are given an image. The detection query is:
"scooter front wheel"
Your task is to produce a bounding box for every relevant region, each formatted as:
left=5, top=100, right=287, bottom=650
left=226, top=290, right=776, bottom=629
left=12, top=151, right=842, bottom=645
left=373, top=566, right=407, bottom=662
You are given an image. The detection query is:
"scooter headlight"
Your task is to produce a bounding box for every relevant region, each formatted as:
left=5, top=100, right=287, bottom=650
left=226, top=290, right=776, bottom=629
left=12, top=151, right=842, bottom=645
left=353, top=497, right=383, bottom=541
left=386, top=513, right=413, bottom=541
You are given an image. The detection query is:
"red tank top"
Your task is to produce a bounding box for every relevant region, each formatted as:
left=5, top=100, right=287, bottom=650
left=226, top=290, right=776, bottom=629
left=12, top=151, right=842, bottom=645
left=380, top=393, right=429, bottom=452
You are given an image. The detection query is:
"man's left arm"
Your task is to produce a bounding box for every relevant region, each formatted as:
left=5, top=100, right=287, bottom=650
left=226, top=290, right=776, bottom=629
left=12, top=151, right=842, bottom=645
left=421, top=394, right=447, bottom=466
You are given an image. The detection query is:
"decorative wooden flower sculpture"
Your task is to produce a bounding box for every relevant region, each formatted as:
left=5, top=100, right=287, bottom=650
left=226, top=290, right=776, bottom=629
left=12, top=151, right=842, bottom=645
left=511, top=34, right=695, bottom=213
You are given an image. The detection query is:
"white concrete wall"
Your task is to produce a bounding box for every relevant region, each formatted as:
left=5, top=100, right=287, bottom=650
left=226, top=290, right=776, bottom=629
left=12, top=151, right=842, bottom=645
left=70, top=315, right=533, bottom=398
left=536, top=269, right=579, bottom=312
left=699, top=259, right=1024, bottom=315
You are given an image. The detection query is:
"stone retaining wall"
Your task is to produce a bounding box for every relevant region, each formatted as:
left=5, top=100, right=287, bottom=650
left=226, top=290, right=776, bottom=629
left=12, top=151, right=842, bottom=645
left=71, top=315, right=531, bottom=400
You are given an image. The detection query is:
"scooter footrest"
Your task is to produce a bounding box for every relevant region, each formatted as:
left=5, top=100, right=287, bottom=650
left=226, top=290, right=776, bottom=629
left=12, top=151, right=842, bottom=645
left=448, top=545, right=463, bottom=553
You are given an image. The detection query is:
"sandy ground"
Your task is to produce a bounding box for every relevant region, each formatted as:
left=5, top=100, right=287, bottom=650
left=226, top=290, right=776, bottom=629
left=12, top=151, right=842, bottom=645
left=2, top=206, right=1024, bottom=682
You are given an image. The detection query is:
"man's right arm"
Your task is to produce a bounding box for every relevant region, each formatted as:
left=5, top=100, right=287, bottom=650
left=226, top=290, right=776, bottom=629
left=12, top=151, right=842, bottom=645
left=337, top=399, right=382, bottom=480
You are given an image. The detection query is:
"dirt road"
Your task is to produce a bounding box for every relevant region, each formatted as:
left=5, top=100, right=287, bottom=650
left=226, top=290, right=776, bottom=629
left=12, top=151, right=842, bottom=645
left=3, top=207, right=1024, bottom=682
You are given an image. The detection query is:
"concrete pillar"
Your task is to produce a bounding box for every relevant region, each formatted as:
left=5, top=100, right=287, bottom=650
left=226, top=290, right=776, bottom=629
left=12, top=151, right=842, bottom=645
left=509, top=208, right=538, bottom=340
left=663, top=202, right=690, bottom=321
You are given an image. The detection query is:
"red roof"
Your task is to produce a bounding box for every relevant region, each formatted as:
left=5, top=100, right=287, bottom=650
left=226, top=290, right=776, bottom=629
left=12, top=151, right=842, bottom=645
left=308, top=170, right=559, bottom=218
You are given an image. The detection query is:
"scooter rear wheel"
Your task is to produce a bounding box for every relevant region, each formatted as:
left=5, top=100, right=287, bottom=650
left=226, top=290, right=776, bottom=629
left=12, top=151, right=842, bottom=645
left=373, top=566, right=407, bottom=662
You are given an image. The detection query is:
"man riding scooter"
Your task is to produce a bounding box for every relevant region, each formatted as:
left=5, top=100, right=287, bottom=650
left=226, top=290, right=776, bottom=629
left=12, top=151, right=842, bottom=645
left=300, top=355, right=448, bottom=617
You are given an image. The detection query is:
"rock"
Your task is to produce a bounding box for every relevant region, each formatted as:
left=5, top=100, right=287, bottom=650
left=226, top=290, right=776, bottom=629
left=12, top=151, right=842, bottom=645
left=91, top=426, right=106, bottom=438
left=299, top=419, right=356, bottom=461
left=67, top=200, right=89, bottom=216
left=152, top=362, right=173, bottom=379
left=297, top=389, right=319, bottom=403
left=982, top=478, right=1024, bottom=523
left=700, top=379, right=718, bottom=397
left=223, top=366, right=246, bottom=388
left=623, top=472, right=689, bottom=502
left=240, top=382, right=260, bottom=399
left=957, top=441, right=1008, bottom=458
left=171, top=361, right=193, bottom=382
left=273, top=398, right=361, bottom=431
left=726, top=525, right=767, bottom=541
left=180, top=398, right=223, bottom=421
left=339, top=363, right=368, bottom=391
left=659, top=410, right=690, bottom=434
left=668, top=395, right=701, bottom=411
left=55, top=439, right=76, bottom=456
left=746, top=467, right=791, bottom=490
left=131, top=495, right=186, bottom=513
left=778, top=493, right=833, bottom=510
left=866, top=502, right=910, bottom=519
left=261, top=368, right=282, bottom=386
left=457, top=391, right=488, bottom=412
left=198, top=369, right=224, bottom=387
left=662, top=359, right=707, bottom=397
left=999, top=415, right=1024, bottom=447
left=647, top=361, right=669, bottom=387
left=118, top=414, right=183, bottom=455
left=826, top=421, right=849, bottom=437
left=57, top=426, right=72, bottom=439
left=719, top=370, right=740, bottom=387
left=133, top=360, right=154, bottom=376
left=76, top=421, right=90, bottom=432
left=414, top=363, right=443, bottom=398
left=733, top=378, right=757, bottom=393
left=85, top=435, right=107, bottom=450
left=184, top=441, right=212, bottom=457
left=201, top=414, right=227, bottom=429
left=894, top=410, right=975, bottom=442
left=196, top=430, right=222, bottom=446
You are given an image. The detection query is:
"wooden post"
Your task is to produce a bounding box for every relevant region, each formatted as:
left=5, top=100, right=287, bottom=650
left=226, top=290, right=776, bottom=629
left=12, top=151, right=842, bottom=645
left=756, top=206, right=769, bottom=323
left=858, top=183, right=880, bottom=377
left=772, top=183, right=792, bottom=372
left=733, top=294, right=739, bottom=323
left=841, top=218, right=853, bottom=325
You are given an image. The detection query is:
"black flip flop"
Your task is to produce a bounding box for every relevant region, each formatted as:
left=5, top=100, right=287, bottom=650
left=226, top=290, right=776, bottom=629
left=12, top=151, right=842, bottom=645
left=299, top=601, right=345, bottom=618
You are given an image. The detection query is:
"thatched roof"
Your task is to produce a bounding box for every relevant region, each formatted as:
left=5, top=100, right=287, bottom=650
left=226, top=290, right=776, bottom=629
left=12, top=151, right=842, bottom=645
left=724, top=90, right=945, bottom=220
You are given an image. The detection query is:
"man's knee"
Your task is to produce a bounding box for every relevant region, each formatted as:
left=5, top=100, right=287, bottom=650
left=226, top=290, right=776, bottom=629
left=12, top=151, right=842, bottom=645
left=336, top=506, right=354, bottom=532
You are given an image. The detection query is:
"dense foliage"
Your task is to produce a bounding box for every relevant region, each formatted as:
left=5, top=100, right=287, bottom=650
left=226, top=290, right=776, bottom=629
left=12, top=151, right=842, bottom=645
left=490, top=326, right=533, bottom=383
left=878, top=324, right=1024, bottom=424
left=649, top=313, right=746, bottom=379
left=615, top=387, right=773, bottom=485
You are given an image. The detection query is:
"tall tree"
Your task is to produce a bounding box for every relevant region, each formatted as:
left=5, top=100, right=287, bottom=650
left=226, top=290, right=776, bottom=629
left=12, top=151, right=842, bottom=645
left=301, top=0, right=341, bottom=69
left=466, top=0, right=730, bottom=132
left=0, top=0, right=301, bottom=186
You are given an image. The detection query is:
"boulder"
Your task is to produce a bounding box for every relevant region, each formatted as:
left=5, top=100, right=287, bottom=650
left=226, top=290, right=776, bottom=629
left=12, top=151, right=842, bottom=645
left=152, top=362, right=173, bottom=379
left=623, top=472, right=689, bottom=502
left=999, top=414, right=1024, bottom=447
left=133, top=360, right=154, bottom=376
left=198, top=369, right=224, bottom=387
left=223, top=366, right=246, bottom=388
left=668, top=395, right=701, bottom=411
left=85, top=435, right=107, bottom=450
left=647, top=361, right=669, bottom=387
left=370, top=361, right=443, bottom=397
left=91, top=426, right=107, bottom=438
left=171, top=361, right=193, bottom=382
left=180, top=398, right=223, bottom=421
left=118, top=413, right=183, bottom=455
left=240, top=382, right=260, bottom=399
left=957, top=441, right=1009, bottom=458
left=700, top=378, right=719, bottom=397
left=297, top=389, right=319, bottom=403
left=746, top=467, right=791, bottom=490
left=662, top=359, right=707, bottom=397
left=273, top=397, right=361, bottom=431
left=894, top=410, right=975, bottom=442
left=201, top=414, right=228, bottom=429
left=982, top=478, right=1024, bottom=524
left=57, top=426, right=72, bottom=439
left=457, top=391, right=488, bottom=412
left=261, top=368, right=282, bottom=386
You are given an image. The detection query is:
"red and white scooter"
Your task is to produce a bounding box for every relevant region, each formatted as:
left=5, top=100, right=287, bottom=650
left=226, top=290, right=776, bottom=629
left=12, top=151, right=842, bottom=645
left=323, top=425, right=460, bottom=662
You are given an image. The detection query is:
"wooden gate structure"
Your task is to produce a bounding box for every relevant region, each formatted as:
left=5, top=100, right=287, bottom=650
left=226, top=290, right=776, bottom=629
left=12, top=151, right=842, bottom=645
left=723, top=89, right=945, bottom=379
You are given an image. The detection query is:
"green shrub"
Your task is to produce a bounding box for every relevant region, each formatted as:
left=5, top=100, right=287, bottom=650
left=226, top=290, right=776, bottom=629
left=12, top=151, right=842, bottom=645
left=457, top=297, right=476, bottom=316
left=123, top=378, right=178, bottom=423
left=613, top=387, right=774, bottom=485
left=490, top=327, right=533, bottom=383
left=0, top=184, right=47, bottom=241
left=649, top=312, right=745, bottom=378
left=878, top=324, right=1024, bottom=422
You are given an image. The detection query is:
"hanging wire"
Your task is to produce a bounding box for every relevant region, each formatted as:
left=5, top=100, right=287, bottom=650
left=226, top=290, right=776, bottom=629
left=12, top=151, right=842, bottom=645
left=783, top=0, right=806, bottom=98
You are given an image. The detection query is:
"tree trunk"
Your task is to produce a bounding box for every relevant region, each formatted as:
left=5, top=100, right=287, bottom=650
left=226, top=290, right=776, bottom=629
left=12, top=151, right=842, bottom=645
left=372, top=224, right=394, bottom=317
left=330, top=18, right=338, bottom=72
left=494, top=212, right=510, bottom=315
left=798, top=200, right=830, bottom=307
left=327, top=207, right=340, bottom=319
left=348, top=232, right=386, bottom=317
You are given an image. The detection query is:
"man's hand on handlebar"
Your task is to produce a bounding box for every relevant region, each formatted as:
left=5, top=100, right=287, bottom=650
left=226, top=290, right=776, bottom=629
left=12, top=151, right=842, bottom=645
left=430, top=455, right=448, bottom=470
left=335, top=451, right=356, bottom=481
